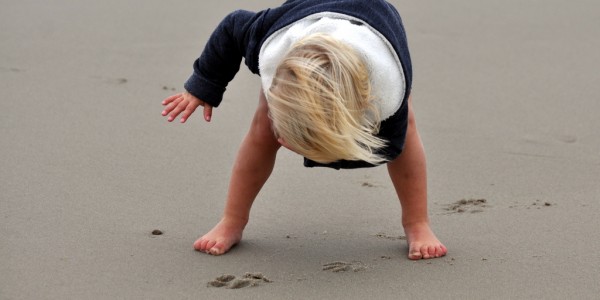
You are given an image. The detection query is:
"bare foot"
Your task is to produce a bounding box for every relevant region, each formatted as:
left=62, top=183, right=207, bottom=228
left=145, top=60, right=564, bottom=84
left=403, top=222, right=447, bottom=260
left=193, top=217, right=246, bottom=255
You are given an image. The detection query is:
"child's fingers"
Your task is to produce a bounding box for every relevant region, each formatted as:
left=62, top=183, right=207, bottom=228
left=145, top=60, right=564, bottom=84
left=162, top=93, right=182, bottom=105
left=161, top=98, right=180, bottom=116
left=161, top=94, right=183, bottom=116
left=162, top=92, right=209, bottom=123
left=167, top=99, right=189, bottom=122
left=180, top=105, right=198, bottom=123
left=203, top=105, right=213, bottom=122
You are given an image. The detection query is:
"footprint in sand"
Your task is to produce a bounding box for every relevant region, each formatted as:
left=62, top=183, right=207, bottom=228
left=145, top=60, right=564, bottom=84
left=361, top=182, right=376, bottom=187
left=90, top=75, right=128, bottom=85
left=322, top=261, right=367, bottom=273
left=207, top=273, right=272, bottom=289
left=528, top=199, right=554, bottom=210
left=374, top=232, right=406, bottom=241
left=507, top=199, right=554, bottom=210
left=444, top=198, right=489, bottom=214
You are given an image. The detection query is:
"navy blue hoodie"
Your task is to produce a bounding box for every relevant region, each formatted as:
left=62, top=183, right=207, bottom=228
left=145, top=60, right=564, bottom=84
left=184, top=0, right=412, bottom=169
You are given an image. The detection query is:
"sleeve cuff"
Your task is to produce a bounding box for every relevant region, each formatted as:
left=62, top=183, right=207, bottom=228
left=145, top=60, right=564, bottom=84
left=183, top=73, right=225, bottom=108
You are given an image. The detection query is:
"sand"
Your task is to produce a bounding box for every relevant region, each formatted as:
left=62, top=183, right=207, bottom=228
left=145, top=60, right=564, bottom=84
left=1, top=0, right=599, bottom=299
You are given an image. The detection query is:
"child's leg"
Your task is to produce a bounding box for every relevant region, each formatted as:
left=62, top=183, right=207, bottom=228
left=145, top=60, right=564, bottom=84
left=387, top=96, right=447, bottom=260
left=194, top=90, right=281, bottom=255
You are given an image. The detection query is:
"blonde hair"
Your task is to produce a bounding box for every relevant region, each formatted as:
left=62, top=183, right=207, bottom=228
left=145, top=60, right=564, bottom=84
left=266, top=33, right=386, bottom=164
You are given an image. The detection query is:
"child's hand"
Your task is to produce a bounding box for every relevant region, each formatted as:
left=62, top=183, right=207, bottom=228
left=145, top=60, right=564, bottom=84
left=161, top=92, right=213, bottom=123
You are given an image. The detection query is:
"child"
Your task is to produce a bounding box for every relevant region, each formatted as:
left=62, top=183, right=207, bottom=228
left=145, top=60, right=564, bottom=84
left=161, top=0, right=447, bottom=260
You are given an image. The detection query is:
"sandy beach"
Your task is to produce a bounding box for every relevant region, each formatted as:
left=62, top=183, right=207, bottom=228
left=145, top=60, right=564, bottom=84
left=2, top=0, right=599, bottom=299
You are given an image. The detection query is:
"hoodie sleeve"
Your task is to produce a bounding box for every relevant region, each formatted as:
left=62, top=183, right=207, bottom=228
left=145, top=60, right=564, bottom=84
left=184, top=9, right=267, bottom=107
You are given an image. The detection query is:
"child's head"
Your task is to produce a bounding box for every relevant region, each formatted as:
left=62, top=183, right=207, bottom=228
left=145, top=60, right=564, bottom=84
left=266, top=33, right=386, bottom=164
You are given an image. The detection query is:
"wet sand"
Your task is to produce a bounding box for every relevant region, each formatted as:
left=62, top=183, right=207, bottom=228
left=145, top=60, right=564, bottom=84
left=1, top=0, right=599, bottom=298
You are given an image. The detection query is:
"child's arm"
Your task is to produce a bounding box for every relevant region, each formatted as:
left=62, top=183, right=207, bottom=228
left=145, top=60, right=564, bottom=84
left=161, top=10, right=258, bottom=124
left=162, top=91, right=213, bottom=123
left=184, top=10, right=268, bottom=109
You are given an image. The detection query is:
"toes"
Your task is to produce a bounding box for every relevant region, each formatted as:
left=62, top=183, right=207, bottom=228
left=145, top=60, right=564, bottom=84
left=209, top=242, right=226, bottom=256
left=421, top=245, right=432, bottom=259
left=193, top=238, right=226, bottom=255
left=434, top=245, right=445, bottom=257
left=205, top=241, right=217, bottom=253
left=408, top=253, right=422, bottom=260
left=193, top=238, right=205, bottom=251
left=438, top=244, right=448, bottom=257
left=193, top=238, right=214, bottom=252
left=408, top=243, right=448, bottom=260
left=200, top=239, right=211, bottom=252
left=428, top=245, right=438, bottom=258
left=193, top=235, right=237, bottom=256
left=408, top=245, right=424, bottom=260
